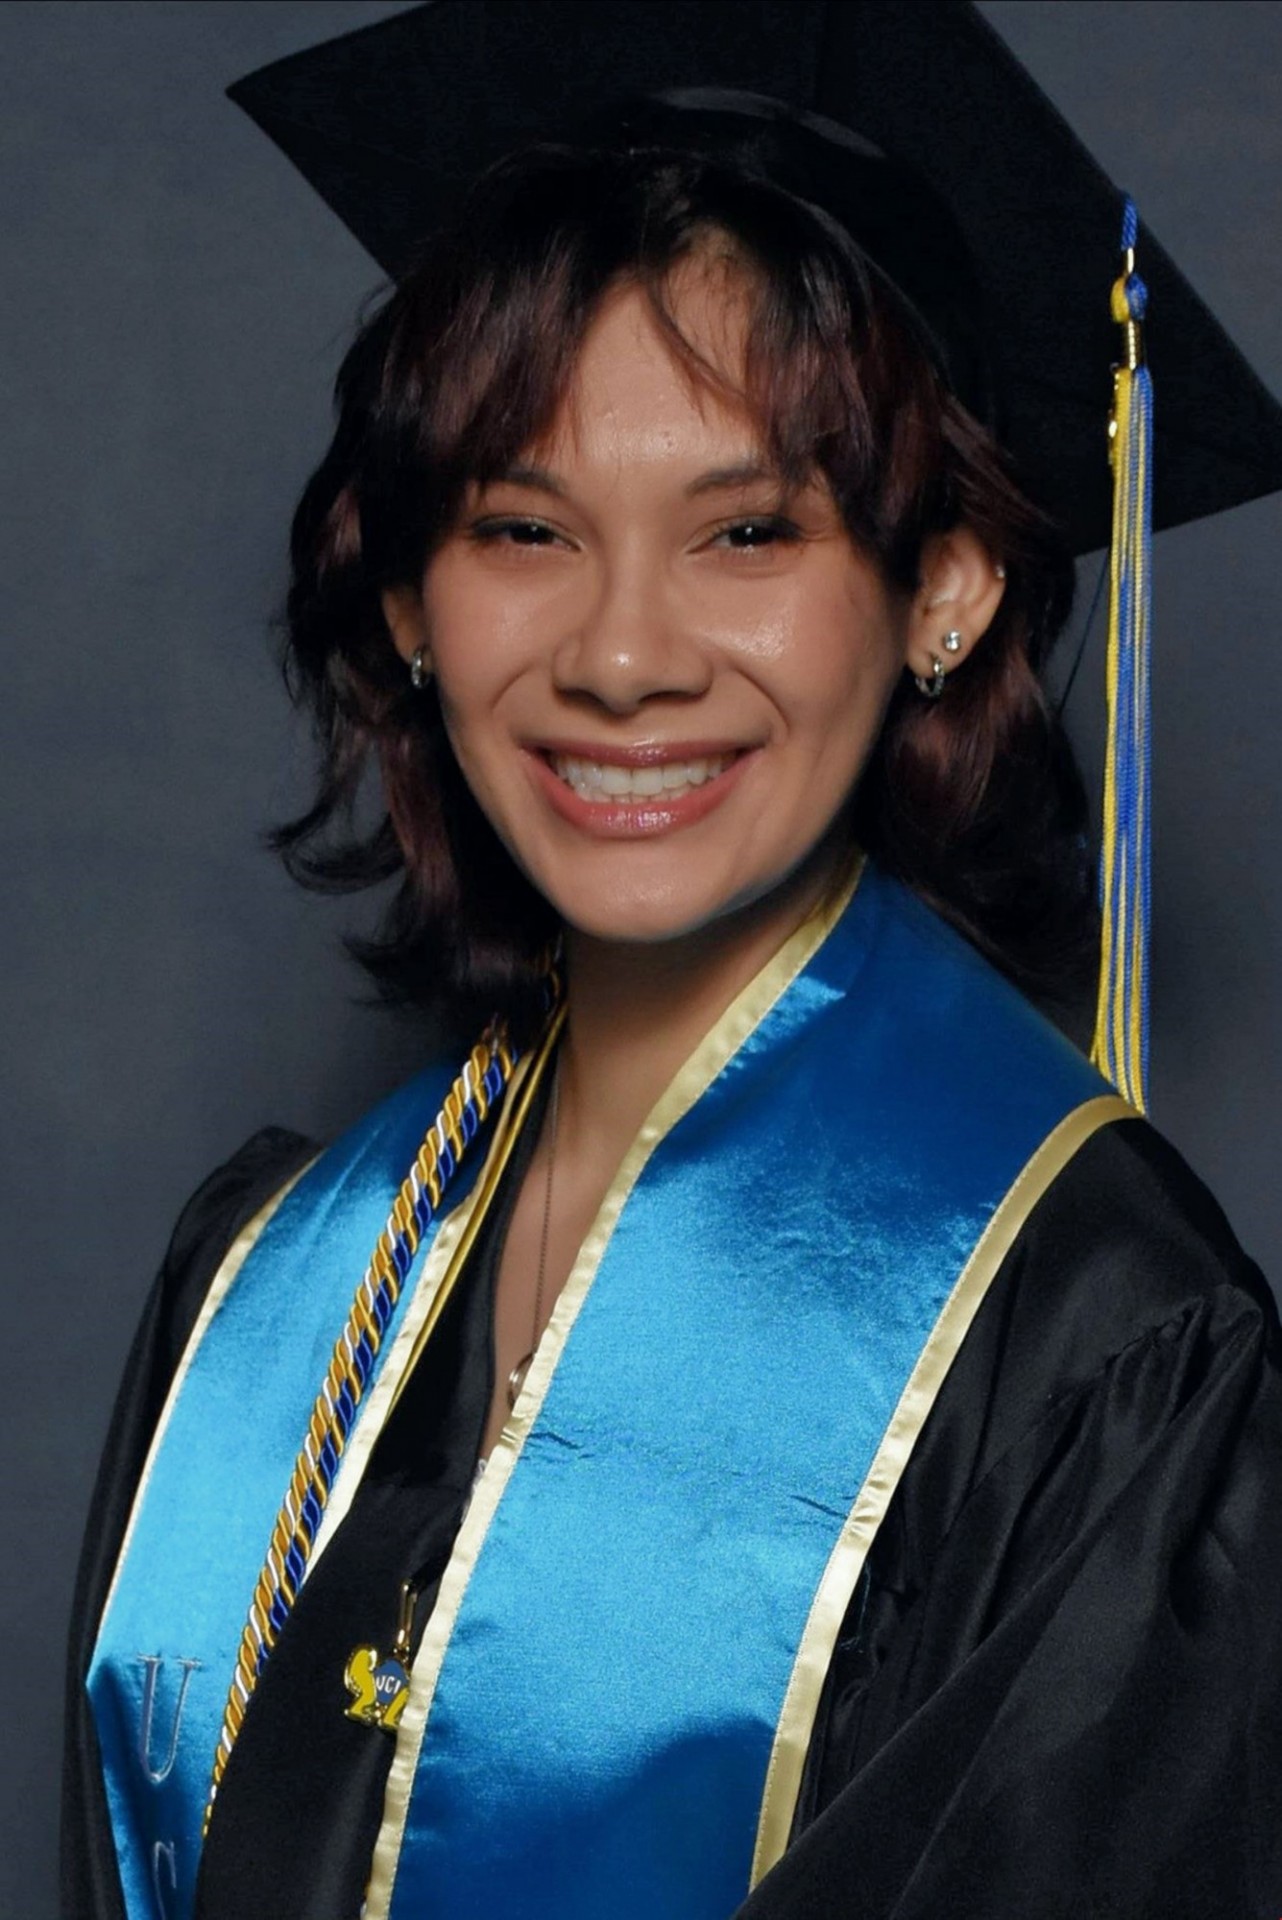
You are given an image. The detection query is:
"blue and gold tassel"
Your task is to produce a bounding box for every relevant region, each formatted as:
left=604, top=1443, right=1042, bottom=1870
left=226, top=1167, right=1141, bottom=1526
left=1091, top=196, right=1153, bottom=1113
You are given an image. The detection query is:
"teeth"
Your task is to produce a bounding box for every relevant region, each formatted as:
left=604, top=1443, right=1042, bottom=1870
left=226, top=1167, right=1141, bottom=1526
left=550, top=752, right=736, bottom=802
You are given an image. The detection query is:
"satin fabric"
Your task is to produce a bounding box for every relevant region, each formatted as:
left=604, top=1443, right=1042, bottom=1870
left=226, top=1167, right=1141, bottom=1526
left=64, top=1109, right=1282, bottom=1918
left=737, top=1118, right=1282, bottom=1919
left=85, top=1059, right=494, bottom=1920
left=375, top=869, right=1107, bottom=1918
left=85, top=868, right=1106, bottom=1920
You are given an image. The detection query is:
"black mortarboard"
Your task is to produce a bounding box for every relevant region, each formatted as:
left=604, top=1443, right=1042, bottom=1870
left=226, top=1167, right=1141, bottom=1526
left=227, top=0, right=1282, bottom=559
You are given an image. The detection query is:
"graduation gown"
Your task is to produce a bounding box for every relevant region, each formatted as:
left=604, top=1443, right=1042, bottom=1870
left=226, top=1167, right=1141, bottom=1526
left=63, top=949, right=1282, bottom=1919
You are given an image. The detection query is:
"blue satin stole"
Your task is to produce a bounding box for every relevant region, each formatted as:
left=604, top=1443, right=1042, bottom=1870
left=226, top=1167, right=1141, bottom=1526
left=86, top=1056, right=492, bottom=1920
left=89, top=866, right=1113, bottom=1920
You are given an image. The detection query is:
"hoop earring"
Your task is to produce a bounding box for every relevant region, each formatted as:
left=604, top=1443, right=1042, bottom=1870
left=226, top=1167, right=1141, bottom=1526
left=913, top=655, right=947, bottom=700
left=409, top=646, right=432, bottom=691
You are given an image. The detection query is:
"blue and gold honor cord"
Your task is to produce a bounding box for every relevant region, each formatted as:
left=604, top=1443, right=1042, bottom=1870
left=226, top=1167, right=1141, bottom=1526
left=203, top=1023, right=518, bottom=1826
left=1091, top=196, right=1153, bottom=1114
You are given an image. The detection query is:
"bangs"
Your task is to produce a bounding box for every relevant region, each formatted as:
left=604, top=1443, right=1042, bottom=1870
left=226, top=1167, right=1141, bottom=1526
left=357, top=146, right=948, bottom=590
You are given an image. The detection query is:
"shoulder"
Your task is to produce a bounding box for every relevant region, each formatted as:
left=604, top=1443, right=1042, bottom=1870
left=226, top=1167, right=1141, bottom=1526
left=68, top=1128, right=317, bottom=1596
left=64, top=1125, right=316, bottom=1697
left=61, top=1125, right=315, bottom=1903
left=153, top=1125, right=318, bottom=1379
left=1002, top=1112, right=1276, bottom=1383
left=145, top=1044, right=484, bottom=1376
left=845, top=866, right=1111, bottom=1124
left=907, top=1112, right=1280, bottom=1551
left=864, top=872, right=1275, bottom=1356
left=850, top=1112, right=1282, bottom=1689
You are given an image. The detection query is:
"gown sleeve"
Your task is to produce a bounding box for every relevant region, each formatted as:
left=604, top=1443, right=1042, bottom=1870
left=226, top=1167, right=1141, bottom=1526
left=60, top=1127, right=316, bottom=1920
left=742, top=1118, right=1282, bottom=1920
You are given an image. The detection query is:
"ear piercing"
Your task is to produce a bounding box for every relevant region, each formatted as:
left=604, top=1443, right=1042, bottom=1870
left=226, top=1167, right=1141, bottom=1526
left=913, top=655, right=948, bottom=700
left=914, top=628, right=964, bottom=697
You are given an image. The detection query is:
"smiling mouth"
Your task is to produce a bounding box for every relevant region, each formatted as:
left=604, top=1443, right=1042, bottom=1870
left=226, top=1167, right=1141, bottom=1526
left=547, top=751, right=739, bottom=803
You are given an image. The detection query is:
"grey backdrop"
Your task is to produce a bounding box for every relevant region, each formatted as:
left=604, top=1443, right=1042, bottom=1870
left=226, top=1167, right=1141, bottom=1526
left=4, top=3, right=1279, bottom=1912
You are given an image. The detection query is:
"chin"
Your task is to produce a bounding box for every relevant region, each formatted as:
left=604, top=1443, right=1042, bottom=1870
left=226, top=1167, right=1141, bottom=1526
left=558, top=897, right=720, bottom=947
left=545, top=868, right=786, bottom=949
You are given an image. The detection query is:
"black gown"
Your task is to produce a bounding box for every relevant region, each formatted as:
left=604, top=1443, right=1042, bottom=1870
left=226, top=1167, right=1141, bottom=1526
left=63, top=1098, right=1282, bottom=1919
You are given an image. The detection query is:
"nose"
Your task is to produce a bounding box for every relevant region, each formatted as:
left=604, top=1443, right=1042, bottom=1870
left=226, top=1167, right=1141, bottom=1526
left=551, top=554, right=713, bottom=715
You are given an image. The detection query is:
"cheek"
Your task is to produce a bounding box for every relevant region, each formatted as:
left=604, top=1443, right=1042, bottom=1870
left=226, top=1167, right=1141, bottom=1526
left=767, top=630, right=906, bottom=832
left=774, top=591, right=907, bottom=738
left=420, top=568, right=519, bottom=737
left=425, top=534, right=574, bottom=658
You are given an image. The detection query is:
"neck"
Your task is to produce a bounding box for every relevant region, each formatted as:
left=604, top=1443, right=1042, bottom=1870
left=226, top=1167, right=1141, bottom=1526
left=555, top=840, right=853, bottom=1173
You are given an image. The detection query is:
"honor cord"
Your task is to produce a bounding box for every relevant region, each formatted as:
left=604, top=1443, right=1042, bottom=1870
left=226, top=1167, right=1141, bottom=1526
left=203, top=1025, right=518, bottom=1828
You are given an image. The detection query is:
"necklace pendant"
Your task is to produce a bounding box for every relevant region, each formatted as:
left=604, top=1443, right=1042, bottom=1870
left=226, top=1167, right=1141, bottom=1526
left=343, top=1580, right=416, bottom=1732
left=343, top=1644, right=410, bottom=1731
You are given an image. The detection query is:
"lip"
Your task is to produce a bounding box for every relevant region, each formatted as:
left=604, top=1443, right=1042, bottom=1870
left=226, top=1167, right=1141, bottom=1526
left=524, top=742, right=757, bottom=838
left=531, top=737, right=751, bottom=767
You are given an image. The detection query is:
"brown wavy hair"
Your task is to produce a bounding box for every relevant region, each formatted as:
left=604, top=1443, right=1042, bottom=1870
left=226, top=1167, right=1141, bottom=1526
left=277, top=143, right=1091, bottom=1045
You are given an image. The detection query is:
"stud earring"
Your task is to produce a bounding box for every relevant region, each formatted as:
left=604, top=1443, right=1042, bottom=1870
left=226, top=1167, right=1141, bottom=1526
left=994, top=563, right=1007, bottom=581
left=913, top=655, right=947, bottom=700
left=942, top=629, right=963, bottom=654
left=409, top=646, right=432, bottom=691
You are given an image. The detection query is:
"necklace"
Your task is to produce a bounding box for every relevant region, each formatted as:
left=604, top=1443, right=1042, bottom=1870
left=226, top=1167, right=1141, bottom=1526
left=506, top=1055, right=561, bottom=1409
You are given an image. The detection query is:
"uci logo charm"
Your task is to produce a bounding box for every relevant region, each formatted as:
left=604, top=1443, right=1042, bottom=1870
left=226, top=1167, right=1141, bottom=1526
left=343, top=1580, right=416, bottom=1732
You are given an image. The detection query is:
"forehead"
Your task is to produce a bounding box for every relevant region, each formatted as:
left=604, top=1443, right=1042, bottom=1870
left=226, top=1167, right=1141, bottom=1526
left=529, top=264, right=763, bottom=475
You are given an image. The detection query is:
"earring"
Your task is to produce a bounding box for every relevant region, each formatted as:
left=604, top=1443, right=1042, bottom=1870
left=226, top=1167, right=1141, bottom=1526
left=913, top=655, right=947, bottom=700
left=942, top=629, right=963, bottom=654
left=409, top=645, right=432, bottom=691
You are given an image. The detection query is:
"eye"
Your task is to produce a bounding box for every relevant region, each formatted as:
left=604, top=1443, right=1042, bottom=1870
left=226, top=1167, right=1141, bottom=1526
left=710, top=515, right=803, bottom=551
left=467, top=516, right=563, bottom=548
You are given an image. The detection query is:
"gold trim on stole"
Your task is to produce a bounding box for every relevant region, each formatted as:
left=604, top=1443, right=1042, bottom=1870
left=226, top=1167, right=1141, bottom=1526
left=97, top=1156, right=317, bottom=1627
left=309, top=1017, right=565, bottom=1566
left=748, top=1089, right=1135, bottom=1885
left=363, top=859, right=865, bottom=1920
left=98, top=1030, right=558, bottom=1632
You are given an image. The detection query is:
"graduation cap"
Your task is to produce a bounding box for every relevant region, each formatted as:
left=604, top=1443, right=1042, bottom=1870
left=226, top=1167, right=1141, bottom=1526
left=228, top=0, right=1282, bottom=1111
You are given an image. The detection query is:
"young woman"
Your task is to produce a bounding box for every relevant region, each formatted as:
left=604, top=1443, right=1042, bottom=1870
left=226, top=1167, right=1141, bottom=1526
left=65, top=97, right=1282, bottom=1920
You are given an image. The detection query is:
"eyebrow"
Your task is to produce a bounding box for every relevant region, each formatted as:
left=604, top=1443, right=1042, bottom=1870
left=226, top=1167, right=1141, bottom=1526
left=683, top=461, right=781, bottom=498
left=486, top=459, right=785, bottom=500
left=491, top=463, right=568, bottom=498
